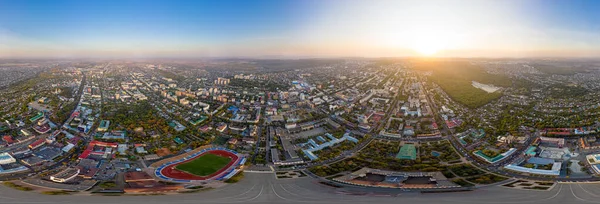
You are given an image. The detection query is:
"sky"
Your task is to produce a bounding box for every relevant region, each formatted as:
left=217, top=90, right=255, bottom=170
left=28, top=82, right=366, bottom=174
left=0, top=0, right=599, bottom=58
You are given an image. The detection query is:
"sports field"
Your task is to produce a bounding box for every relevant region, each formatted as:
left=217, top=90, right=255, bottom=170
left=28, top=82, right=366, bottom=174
left=174, top=153, right=232, bottom=176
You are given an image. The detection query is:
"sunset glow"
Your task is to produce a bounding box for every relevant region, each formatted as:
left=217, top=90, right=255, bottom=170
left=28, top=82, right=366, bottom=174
left=0, top=0, right=599, bottom=58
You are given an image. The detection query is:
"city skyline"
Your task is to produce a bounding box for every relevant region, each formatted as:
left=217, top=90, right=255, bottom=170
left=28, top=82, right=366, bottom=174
left=1, top=0, right=600, bottom=58
left=2, top=2, right=600, bottom=199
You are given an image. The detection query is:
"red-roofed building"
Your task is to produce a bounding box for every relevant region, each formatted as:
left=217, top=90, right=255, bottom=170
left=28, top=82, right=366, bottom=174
left=371, top=115, right=383, bottom=123
left=2, top=135, right=14, bottom=144
left=29, top=138, right=46, bottom=149
left=79, top=140, right=118, bottom=159
left=199, top=125, right=211, bottom=132
left=33, top=124, right=51, bottom=134
left=68, top=137, right=81, bottom=145
left=432, top=122, right=439, bottom=130
left=77, top=167, right=99, bottom=179
left=374, top=111, right=386, bottom=117
left=446, top=119, right=459, bottom=129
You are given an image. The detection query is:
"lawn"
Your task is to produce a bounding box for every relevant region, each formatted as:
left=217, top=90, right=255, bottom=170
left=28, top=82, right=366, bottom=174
left=175, top=153, right=232, bottom=176
left=449, top=164, right=485, bottom=177
left=466, top=174, right=508, bottom=184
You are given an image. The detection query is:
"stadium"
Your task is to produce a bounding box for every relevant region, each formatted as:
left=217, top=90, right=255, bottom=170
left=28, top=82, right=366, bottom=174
left=152, top=146, right=245, bottom=183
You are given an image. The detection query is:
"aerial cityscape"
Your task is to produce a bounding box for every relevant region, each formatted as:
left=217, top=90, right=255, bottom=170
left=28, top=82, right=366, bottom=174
left=1, top=0, right=600, bottom=203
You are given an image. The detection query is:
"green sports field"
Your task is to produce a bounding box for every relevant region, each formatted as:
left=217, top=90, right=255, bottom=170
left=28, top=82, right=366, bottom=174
left=175, top=153, right=232, bottom=176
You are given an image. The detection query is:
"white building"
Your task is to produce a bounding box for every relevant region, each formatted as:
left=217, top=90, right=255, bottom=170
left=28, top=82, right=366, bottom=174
left=50, top=168, right=80, bottom=183
left=586, top=154, right=600, bottom=174
left=62, top=143, right=75, bottom=153
left=0, top=152, right=16, bottom=164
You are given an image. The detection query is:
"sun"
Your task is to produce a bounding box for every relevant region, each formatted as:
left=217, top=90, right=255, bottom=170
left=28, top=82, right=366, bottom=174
left=378, top=25, right=457, bottom=57
left=412, top=35, right=444, bottom=56
left=414, top=43, right=441, bottom=56
left=407, top=26, right=451, bottom=56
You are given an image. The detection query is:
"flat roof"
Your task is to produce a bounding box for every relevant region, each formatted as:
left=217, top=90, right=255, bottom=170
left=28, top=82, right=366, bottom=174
left=474, top=150, right=505, bottom=163
left=525, top=146, right=537, bottom=155
left=527, top=157, right=554, bottom=165
left=99, top=120, right=110, bottom=128
left=0, top=152, right=14, bottom=161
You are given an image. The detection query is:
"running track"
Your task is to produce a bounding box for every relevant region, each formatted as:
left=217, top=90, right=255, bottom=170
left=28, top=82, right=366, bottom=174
left=160, top=150, right=239, bottom=180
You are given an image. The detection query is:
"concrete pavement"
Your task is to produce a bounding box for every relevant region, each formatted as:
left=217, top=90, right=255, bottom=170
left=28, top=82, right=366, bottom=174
left=0, top=172, right=598, bottom=204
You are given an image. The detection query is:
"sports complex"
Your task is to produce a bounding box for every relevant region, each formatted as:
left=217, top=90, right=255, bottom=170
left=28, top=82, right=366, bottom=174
left=152, top=146, right=246, bottom=183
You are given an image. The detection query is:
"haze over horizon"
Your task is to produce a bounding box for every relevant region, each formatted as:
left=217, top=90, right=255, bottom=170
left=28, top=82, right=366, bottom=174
left=1, top=0, right=599, bottom=59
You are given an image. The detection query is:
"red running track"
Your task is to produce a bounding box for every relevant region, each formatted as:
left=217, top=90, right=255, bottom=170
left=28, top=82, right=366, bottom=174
left=160, top=150, right=239, bottom=180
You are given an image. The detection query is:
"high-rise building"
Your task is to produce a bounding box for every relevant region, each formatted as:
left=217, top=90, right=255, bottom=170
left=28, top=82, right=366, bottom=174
left=214, top=77, right=230, bottom=85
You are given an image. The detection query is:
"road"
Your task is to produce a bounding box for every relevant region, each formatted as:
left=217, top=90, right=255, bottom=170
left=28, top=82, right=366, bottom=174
left=60, top=69, right=86, bottom=127
left=0, top=172, right=598, bottom=204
